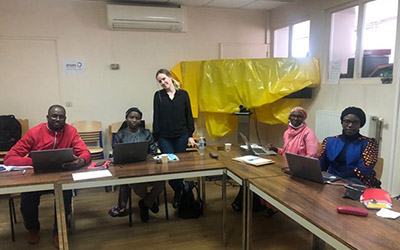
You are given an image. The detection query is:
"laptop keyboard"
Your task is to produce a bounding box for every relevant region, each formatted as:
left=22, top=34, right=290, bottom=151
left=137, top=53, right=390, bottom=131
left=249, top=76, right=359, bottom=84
left=252, top=147, right=277, bottom=155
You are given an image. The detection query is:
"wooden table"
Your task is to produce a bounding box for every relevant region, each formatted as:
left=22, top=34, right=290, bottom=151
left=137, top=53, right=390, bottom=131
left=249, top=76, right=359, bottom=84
left=248, top=175, right=400, bottom=250
left=208, top=146, right=287, bottom=248
left=0, top=169, right=61, bottom=195
left=55, top=150, right=225, bottom=250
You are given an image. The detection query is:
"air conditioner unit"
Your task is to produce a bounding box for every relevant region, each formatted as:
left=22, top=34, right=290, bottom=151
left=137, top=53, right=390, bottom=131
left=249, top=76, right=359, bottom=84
left=107, top=4, right=186, bottom=32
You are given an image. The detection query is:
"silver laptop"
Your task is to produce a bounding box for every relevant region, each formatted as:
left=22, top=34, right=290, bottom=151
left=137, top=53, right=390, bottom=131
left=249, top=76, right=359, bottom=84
left=239, top=132, right=277, bottom=156
left=31, top=148, right=74, bottom=173
left=285, top=152, right=340, bottom=184
left=113, top=141, right=149, bottom=164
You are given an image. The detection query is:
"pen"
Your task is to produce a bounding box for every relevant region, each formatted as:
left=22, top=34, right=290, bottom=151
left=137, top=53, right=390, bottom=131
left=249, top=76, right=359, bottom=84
left=22, top=170, right=26, bottom=175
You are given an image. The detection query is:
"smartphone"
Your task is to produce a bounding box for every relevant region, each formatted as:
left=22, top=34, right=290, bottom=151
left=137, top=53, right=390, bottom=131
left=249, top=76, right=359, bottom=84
left=95, top=160, right=106, bottom=167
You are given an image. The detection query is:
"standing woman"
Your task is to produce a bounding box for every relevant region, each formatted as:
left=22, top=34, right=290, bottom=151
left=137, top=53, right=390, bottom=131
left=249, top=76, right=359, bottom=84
left=153, top=69, right=196, bottom=208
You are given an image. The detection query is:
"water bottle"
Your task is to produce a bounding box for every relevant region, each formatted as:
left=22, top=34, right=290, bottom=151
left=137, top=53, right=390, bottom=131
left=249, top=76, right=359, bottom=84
left=198, top=137, right=205, bottom=156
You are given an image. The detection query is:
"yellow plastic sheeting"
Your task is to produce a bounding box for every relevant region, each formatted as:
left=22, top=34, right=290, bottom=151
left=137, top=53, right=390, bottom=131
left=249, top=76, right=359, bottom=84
left=171, top=62, right=202, bottom=118
left=204, top=113, right=238, bottom=138
left=172, top=58, right=320, bottom=138
left=254, top=99, right=302, bottom=124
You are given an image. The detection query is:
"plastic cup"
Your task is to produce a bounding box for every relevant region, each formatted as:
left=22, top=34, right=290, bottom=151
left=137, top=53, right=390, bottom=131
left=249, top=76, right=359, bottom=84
left=161, top=154, right=168, bottom=164
left=225, top=143, right=232, bottom=152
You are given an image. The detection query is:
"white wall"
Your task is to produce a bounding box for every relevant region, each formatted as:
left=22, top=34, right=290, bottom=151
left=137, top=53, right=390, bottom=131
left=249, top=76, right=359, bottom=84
left=0, top=0, right=267, bottom=151
left=269, top=0, right=400, bottom=194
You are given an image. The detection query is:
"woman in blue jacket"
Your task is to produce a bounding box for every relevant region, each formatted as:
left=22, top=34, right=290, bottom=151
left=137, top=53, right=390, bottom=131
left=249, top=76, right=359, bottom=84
left=319, top=106, right=381, bottom=188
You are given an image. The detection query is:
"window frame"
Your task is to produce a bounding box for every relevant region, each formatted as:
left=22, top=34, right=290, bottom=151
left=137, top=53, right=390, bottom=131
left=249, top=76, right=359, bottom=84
left=272, top=19, right=311, bottom=58
left=326, top=0, right=398, bottom=84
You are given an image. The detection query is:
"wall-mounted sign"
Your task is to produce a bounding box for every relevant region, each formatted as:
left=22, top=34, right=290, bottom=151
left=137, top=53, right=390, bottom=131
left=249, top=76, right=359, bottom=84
left=63, top=59, right=85, bottom=74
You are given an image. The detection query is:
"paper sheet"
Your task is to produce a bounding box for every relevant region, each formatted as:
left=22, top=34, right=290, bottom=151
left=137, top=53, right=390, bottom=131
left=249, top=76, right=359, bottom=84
left=328, top=60, right=342, bottom=84
left=376, top=208, right=400, bottom=219
left=72, top=170, right=112, bottom=181
left=0, top=165, right=33, bottom=172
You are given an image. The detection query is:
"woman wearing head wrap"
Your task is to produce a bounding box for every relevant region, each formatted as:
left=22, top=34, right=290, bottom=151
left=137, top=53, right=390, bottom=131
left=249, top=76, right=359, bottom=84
left=269, top=106, right=319, bottom=158
left=233, top=107, right=319, bottom=216
left=108, top=107, right=162, bottom=222
left=318, top=106, right=381, bottom=188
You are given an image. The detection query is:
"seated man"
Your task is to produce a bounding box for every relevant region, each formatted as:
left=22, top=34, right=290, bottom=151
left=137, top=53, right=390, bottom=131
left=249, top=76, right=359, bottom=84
left=4, top=104, right=90, bottom=246
left=318, top=106, right=381, bottom=188
left=108, top=107, right=162, bottom=223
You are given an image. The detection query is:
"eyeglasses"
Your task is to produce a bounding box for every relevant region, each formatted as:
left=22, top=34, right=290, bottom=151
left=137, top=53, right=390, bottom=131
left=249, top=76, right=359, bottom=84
left=342, top=119, right=360, bottom=126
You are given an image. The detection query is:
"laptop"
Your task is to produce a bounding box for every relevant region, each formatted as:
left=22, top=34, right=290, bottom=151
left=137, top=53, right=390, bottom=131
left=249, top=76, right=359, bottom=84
left=31, top=148, right=74, bottom=173
left=285, top=152, right=340, bottom=184
left=113, top=141, right=149, bottom=164
left=239, top=132, right=277, bottom=156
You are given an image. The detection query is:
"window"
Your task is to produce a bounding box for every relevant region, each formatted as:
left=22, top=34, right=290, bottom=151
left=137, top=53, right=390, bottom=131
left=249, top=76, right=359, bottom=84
left=273, top=20, right=310, bottom=58
left=329, top=0, right=398, bottom=82
left=329, top=6, right=358, bottom=78
left=292, top=20, right=310, bottom=58
left=274, top=26, right=289, bottom=57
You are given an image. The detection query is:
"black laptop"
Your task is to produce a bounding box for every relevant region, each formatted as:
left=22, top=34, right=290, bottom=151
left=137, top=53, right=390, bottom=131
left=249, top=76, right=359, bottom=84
left=113, top=141, right=149, bottom=164
left=285, top=152, right=340, bottom=184
left=31, top=148, right=74, bottom=173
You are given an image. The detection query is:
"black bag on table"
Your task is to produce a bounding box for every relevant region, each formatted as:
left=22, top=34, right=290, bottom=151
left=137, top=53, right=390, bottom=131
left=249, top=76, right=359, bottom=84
left=178, top=181, right=203, bottom=219
left=0, top=115, right=22, bottom=151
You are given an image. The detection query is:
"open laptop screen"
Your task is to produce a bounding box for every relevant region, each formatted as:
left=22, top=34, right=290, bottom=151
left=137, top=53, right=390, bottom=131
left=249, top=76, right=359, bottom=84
left=239, top=132, right=276, bottom=156
left=285, top=153, right=339, bottom=184
left=31, top=148, right=74, bottom=173
left=113, top=141, right=149, bottom=164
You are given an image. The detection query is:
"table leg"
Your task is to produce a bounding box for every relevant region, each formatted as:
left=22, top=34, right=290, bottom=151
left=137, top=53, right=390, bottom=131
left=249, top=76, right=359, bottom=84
left=312, top=235, right=326, bottom=250
left=242, top=179, right=247, bottom=250
left=128, top=187, right=133, bottom=227
left=246, top=182, right=253, bottom=250
left=54, top=184, right=69, bottom=250
left=201, top=177, right=206, bottom=208
left=222, top=170, right=227, bottom=246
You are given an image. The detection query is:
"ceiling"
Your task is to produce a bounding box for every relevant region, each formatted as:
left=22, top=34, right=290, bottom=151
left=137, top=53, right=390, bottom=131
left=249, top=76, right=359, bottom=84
left=83, top=0, right=295, bottom=10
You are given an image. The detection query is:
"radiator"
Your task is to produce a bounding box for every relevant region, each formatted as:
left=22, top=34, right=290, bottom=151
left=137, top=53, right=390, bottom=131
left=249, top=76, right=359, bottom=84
left=315, top=110, right=379, bottom=142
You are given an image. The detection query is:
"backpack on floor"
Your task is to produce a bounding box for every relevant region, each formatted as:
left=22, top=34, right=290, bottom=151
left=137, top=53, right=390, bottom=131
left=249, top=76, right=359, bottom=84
left=0, top=115, right=22, bottom=151
left=178, top=181, right=203, bottom=219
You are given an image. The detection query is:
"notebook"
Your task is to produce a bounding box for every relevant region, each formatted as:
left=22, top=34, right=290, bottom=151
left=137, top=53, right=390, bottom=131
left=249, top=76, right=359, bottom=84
left=232, top=155, right=274, bottom=166
left=31, top=148, right=74, bottom=173
left=285, top=152, right=340, bottom=184
left=239, top=132, right=277, bottom=156
left=113, top=141, right=149, bottom=164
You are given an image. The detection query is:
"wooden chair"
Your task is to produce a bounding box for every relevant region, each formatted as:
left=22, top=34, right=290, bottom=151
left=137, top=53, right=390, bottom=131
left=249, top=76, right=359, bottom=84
left=72, top=121, right=104, bottom=160
left=375, top=157, right=384, bottom=181
left=108, top=121, right=124, bottom=158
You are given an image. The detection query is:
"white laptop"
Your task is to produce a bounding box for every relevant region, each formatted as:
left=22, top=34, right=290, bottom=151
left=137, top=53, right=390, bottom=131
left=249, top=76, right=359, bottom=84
left=239, top=132, right=277, bottom=156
